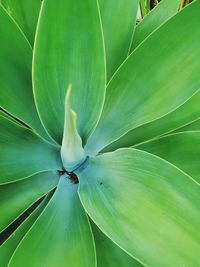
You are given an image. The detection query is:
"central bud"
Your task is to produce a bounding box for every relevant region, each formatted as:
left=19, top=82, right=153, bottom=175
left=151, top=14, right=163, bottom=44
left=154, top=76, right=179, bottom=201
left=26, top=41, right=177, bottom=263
left=60, top=85, right=86, bottom=172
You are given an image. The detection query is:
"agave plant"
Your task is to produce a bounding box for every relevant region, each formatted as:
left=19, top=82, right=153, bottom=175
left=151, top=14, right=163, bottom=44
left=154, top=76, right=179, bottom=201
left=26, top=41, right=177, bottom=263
left=0, top=0, right=200, bottom=266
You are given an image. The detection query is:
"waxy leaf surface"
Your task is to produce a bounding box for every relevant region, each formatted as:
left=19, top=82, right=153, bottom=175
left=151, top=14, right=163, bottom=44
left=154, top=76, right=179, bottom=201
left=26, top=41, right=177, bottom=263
left=85, top=1, right=200, bottom=156
left=79, top=149, right=200, bottom=267
left=0, top=194, right=52, bottom=267
left=1, top=0, right=41, bottom=45
left=0, top=171, right=59, bottom=232
left=92, top=222, right=143, bottom=267
left=174, top=118, right=200, bottom=133
left=61, top=85, right=86, bottom=171
left=103, top=90, right=200, bottom=151
left=0, top=5, right=47, bottom=139
left=9, top=177, right=96, bottom=267
left=33, top=0, right=106, bottom=144
left=137, top=131, right=200, bottom=182
left=130, top=0, right=179, bottom=51
left=0, top=116, right=61, bottom=184
left=99, top=0, right=139, bottom=80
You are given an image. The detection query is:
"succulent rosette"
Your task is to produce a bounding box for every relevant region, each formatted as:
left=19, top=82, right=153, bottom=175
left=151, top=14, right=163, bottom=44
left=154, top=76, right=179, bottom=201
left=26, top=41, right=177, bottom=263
left=0, top=0, right=200, bottom=266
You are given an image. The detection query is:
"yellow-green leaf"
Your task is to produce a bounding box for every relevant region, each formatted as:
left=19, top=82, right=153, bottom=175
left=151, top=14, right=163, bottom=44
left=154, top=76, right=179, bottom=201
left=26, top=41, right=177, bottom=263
left=79, top=148, right=200, bottom=266
left=137, top=131, right=200, bottom=182
left=99, top=0, right=139, bottom=80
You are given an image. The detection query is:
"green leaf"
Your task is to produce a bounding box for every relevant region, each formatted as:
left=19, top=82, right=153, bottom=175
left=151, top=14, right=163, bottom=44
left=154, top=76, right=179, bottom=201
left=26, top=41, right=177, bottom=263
left=137, top=131, right=200, bottom=182
left=0, top=116, right=62, bottom=184
left=0, top=108, right=20, bottom=125
left=33, top=0, right=106, bottom=144
left=91, top=222, right=143, bottom=267
left=0, top=193, right=52, bottom=267
left=130, top=0, right=179, bottom=52
left=173, top=118, right=200, bottom=133
left=85, top=1, right=200, bottom=156
left=140, top=0, right=147, bottom=18
left=0, top=171, right=59, bottom=232
left=99, top=0, right=139, bottom=80
left=61, top=85, right=86, bottom=171
left=79, top=148, right=200, bottom=266
left=0, top=0, right=41, bottom=45
left=103, top=89, right=200, bottom=152
left=0, top=5, right=49, bottom=140
left=9, top=177, right=96, bottom=267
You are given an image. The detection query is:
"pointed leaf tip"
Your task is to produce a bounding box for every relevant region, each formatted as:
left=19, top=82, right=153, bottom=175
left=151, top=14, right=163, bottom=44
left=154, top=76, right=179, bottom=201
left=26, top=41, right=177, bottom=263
left=61, top=85, right=86, bottom=171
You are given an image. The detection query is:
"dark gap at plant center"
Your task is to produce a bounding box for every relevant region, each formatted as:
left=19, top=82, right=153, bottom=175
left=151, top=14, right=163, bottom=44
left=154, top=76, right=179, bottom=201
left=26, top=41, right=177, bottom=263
left=58, top=156, right=90, bottom=184
left=58, top=168, right=79, bottom=184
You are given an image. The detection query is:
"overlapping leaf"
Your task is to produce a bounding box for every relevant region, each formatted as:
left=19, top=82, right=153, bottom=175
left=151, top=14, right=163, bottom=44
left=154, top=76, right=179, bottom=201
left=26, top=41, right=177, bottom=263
left=0, top=0, right=41, bottom=45
left=0, top=171, right=59, bottom=232
left=9, top=177, right=96, bottom=267
left=85, top=1, right=200, bottom=156
left=174, top=118, right=200, bottom=133
left=0, top=116, right=61, bottom=184
left=0, top=1, right=200, bottom=266
left=103, top=90, right=200, bottom=151
left=0, top=5, right=48, bottom=140
left=99, top=0, right=139, bottom=80
left=92, top=222, right=143, bottom=267
left=137, top=131, right=200, bottom=182
left=33, top=0, right=106, bottom=144
left=79, top=148, right=200, bottom=266
left=0, top=193, right=52, bottom=267
left=130, top=0, right=179, bottom=51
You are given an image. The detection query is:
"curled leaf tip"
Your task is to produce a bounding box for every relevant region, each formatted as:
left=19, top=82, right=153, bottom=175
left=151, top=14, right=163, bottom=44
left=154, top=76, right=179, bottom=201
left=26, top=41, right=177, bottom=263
left=66, top=83, right=72, bottom=105
left=61, top=84, right=86, bottom=172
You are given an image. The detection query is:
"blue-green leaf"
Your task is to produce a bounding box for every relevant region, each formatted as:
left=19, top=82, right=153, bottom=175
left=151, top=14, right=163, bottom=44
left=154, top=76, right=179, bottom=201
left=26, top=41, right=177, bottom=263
left=9, top=177, right=96, bottom=267
left=0, top=116, right=61, bottom=184
left=0, top=193, right=52, bottom=267
left=0, top=171, right=59, bottom=232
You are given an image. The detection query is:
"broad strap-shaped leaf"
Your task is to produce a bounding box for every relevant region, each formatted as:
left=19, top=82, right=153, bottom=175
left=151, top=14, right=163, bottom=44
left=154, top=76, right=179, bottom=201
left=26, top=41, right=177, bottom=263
left=0, top=171, right=59, bottom=232
left=0, top=193, right=52, bottom=267
left=9, top=177, right=96, bottom=267
left=99, top=0, right=139, bottom=80
left=130, top=0, right=179, bottom=52
left=0, top=5, right=49, bottom=140
left=0, top=0, right=41, bottom=45
left=103, top=89, right=200, bottom=152
left=137, top=131, right=200, bottom=182
left=79, top=148, right=200, bottom=266
left=91, top=222, right=143, bottom=267
left=85, top=1, right=200, bottom=156
left=173, top=118, right=200, bottom=133
left=33, top=0, right=106, bottom=144
left=0, top=116, right=62, bottom=184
